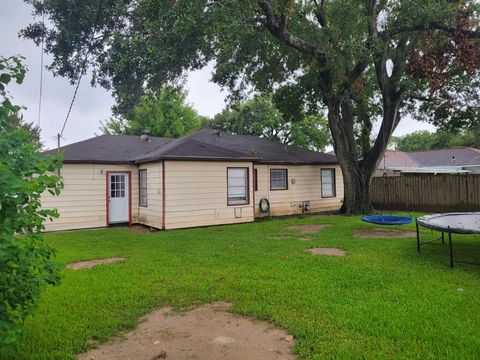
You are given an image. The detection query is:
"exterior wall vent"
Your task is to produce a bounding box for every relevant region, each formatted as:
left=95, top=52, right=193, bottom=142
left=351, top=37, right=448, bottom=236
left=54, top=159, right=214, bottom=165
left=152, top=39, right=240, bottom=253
left=234, top=207, right=242, bottom=218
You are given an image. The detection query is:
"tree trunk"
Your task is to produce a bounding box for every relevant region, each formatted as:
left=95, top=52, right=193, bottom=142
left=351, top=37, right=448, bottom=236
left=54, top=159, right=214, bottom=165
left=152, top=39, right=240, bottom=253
left=338, top=151, right=375, bottom=215
left=326, top=90, right=402, bottom=215
left=327, top=97, right=376, bottom=215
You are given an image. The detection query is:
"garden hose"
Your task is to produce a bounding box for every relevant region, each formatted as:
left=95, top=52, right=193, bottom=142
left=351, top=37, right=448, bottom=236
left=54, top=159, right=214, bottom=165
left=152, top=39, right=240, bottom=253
left=258, top=197, right=270, bottom=215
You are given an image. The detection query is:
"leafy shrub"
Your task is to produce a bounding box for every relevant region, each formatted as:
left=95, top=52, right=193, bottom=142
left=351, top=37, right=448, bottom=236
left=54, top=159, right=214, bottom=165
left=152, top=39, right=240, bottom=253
left=0, top=56, right=63, bottom=355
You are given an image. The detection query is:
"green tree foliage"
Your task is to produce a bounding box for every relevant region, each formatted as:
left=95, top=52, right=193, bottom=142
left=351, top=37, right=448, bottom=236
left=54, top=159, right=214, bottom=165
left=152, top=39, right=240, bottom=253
left=100, top=87, right=204, bottom=138
left=4, top=112, right=42, bottom=147
left=21, top=0, right=480, bottom=213
left=391, top=131, right=437, bottom=152
left=0, top=56, right=63, bottom=354
left=213, top=95, right=330, bottom=151
left=392, top=128, right=480, bottom=152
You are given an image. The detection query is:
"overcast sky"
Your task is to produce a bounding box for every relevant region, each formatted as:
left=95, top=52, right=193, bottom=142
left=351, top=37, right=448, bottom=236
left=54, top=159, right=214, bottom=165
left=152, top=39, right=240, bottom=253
left=2, top=1, right=435, bottom=150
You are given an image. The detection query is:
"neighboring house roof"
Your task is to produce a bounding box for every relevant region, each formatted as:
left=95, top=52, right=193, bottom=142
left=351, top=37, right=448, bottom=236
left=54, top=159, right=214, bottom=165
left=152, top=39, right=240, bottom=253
left=379, top=147, right=480, bottom=170
left=45, top=129, right=338, bottom=165
left=408, top=147, right=480, bottom=167
left=381, top=151, right=419, bottom=168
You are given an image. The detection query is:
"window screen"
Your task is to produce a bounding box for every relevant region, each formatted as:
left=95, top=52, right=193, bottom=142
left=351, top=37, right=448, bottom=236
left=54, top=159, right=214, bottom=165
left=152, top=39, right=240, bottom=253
left=227, top=168, right=248, bottom=205
left=321, top=168, right=336, bottom=197
left=270, top=169, right=288, bottom=190
left=139, top=169, right=147, bottom=207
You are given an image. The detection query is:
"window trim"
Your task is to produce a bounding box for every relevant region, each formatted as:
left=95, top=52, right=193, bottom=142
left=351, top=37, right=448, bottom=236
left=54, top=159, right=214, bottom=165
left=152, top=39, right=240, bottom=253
left=139, top=169, right=148, bottom=207
left=270, top=168, right=288, bottom=191
left=321, top=168, right=336, bottom=198
left=227, top=167, right=250, bottom=206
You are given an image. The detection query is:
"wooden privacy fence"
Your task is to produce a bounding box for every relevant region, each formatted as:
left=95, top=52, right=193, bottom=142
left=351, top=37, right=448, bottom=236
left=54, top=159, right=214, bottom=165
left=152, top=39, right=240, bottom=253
left=371, top=174, right=480, bottom=212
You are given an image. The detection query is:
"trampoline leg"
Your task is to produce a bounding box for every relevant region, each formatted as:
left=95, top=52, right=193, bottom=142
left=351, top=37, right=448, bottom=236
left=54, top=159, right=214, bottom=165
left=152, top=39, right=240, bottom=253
left=448, top=232, right=454, bottom=268
left=416, top=220, right=420, bottom=253
left=441, top=232, right=445, bottom=245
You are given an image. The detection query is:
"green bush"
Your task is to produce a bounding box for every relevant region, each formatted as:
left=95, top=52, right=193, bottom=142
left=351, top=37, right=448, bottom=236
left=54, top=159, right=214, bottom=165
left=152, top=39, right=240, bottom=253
left=0, top=56, right=63, bottom=355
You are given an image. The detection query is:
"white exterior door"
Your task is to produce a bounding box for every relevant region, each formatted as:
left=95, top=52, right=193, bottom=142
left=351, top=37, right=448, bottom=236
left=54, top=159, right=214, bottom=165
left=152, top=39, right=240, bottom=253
left=108, top=173, right=129, bottom=224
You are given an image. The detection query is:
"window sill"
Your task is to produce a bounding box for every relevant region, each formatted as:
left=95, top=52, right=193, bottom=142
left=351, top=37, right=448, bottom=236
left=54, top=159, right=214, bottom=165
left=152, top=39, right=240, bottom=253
left=227, top=202, right=250, bottom=206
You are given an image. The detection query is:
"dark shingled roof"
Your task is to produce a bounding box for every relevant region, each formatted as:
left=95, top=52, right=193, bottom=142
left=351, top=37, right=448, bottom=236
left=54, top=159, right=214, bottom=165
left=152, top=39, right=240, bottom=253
left=43, top=134, right=174, bottom=164
left=45, top=129, right=338, bottom=165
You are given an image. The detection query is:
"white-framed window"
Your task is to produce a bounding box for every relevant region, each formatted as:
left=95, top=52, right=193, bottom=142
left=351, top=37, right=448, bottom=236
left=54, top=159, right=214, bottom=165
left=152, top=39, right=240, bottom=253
left=270, top=169, right=288, bottom=190
left=139, top=169, right=148, bottom=207
left=321, top=168, right=336, bottom=198
left=227, top=167, right=249, bottom=205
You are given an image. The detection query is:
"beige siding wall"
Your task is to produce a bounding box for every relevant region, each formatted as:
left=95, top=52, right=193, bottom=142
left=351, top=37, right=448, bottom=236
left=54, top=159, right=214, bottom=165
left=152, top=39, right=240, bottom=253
left=42, top=163, right=138, bottom=232
left=164, top=161, right=255, bottom=230
left=137, top=163, right=163, bottom=229
left=254, top=164, right=343, bottom=217
left=42, top=161, right=344, bottom=232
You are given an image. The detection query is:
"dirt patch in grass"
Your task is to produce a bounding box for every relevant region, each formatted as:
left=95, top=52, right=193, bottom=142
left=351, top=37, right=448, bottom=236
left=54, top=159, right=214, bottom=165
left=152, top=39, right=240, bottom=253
left=353, top=229, right=417, bottom=239
left=269, top=235, right=314, bottom=241
left=268, top=235, right=296, bottom=240
left=77, top=302, right=295, bottom=360
left=130, top=225, right=157, bottom=233
left=286, top=224, right=330, bottom=234
left=67, top=257, right=126, bottom=270
left=305, top=248, right=346, bottom=256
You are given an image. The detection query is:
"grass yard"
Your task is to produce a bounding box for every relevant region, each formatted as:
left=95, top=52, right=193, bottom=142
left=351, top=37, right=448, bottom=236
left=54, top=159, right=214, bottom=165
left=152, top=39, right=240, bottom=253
left=10, top=214, right=480, bottom=359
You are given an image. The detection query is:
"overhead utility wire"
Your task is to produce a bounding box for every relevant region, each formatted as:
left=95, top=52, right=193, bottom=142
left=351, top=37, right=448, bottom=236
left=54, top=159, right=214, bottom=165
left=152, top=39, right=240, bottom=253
left=58, top=0, right=103, bottom=143
left=37, top=10, right=45, bottom=127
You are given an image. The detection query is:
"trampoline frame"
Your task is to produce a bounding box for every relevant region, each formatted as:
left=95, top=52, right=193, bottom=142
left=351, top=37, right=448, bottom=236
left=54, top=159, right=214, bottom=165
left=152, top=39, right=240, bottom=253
left=416, top=213, right=480, bottom=268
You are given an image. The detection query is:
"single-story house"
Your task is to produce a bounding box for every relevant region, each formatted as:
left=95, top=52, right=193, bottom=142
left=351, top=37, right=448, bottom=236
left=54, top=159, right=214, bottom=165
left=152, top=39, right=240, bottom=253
left=42, top=129, right=343, bottom=231
left=375, top=147, right=480, bottom=176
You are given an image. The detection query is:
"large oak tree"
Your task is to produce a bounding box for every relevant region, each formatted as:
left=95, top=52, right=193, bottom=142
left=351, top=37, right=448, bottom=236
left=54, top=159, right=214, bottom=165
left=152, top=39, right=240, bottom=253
left=22, top=0, right=480, bottom=214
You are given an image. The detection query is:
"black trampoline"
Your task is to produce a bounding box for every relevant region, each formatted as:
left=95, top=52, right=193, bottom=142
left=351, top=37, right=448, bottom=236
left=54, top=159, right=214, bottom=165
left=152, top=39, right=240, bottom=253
left=416, top=213, right=480, bottom=268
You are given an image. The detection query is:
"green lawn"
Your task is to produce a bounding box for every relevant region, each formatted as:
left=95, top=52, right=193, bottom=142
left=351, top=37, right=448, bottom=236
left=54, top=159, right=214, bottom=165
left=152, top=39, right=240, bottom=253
left=10, top=215, right=480, bottom=359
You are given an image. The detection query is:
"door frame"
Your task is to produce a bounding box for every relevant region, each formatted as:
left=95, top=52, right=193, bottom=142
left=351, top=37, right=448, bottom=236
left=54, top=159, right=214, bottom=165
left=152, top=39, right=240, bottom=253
left=106, top=170, right=132, bottom=226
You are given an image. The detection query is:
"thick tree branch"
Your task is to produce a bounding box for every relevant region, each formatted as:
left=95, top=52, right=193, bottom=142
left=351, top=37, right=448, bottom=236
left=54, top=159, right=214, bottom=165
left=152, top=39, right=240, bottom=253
left=410, top=94, right=433, bottom=102
left=279, top=13, right=288, bottom=37
left=312, top=0, right=327, bottom=27
left=257, top=0, right=317, bottom=55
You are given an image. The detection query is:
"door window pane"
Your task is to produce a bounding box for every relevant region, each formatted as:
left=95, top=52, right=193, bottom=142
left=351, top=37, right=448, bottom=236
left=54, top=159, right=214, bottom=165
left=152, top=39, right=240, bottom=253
left=110, top=174, right=126, bottom=198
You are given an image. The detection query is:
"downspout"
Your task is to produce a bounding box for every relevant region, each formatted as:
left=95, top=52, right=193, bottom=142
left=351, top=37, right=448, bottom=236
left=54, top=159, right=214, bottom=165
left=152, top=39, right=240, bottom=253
left=162, top=160, right=166, bottom=230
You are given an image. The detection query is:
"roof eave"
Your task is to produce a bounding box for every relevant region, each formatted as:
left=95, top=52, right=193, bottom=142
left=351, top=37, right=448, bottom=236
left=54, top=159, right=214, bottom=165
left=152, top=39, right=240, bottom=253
left=63, top=159, right=135, bottom=165
left=255, top=160, right=339, bottom=165
left=135, top=155, right=261, bottom=164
